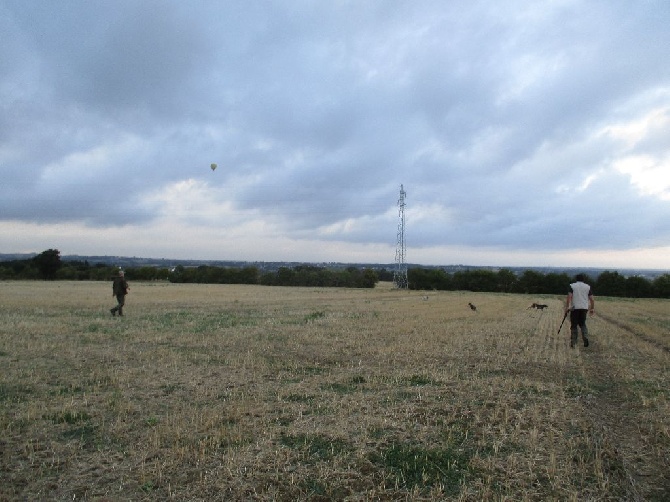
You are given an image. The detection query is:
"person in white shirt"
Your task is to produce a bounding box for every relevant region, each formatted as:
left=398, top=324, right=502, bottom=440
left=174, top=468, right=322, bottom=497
left=565, top=274, right=595, bottom=348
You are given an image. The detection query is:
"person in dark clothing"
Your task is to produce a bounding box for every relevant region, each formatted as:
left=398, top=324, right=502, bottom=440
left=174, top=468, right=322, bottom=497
left=110, top=270, right=129, bottom=316
left=565, top=274, right=595, bottom=348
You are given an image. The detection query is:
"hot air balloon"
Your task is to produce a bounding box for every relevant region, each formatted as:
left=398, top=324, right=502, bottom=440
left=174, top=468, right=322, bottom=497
left=210, top=163, right=217, bottom=171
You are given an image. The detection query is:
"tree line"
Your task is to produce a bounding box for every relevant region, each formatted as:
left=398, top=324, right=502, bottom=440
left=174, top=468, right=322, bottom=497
left=1, top=249, right=669, bottom=297
left=408, top=267, right=670, bottom=298
left=168, top=264, right=378, bottom=288
left=0, top=250, right=379, bottom=289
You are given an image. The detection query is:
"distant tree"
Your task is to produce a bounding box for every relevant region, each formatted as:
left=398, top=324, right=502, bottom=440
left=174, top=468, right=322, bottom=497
left=360, top=268, right=378, bottom=288
left=259, top=271, right=277, bottom=286
left=377, top=268, right=394, bottom=282
left=55, top=266, right=77, bottom=280
left=496, top=269, right=518, bottom=293
left=33, top=249, right=62, bottom=280
left=276, top=267, right=296, bottom=286
left=451, top=270, right=498, bottom=292
left=652, top=274, right=670, bottom=298
left=168, top=265, right=186, bottom=283
left=122, top=266, right=169, bottom=281
left=544, top=272, right=571, bottom=295
left=344, top=267, right=378, bottom=288
left=0, top=265, right=15, bottom=280
left=624, top=276, right=653, bottom=298
left=237, top=266, right=260, bottom=284
left=514, top=270, right=545, bottom=294
left=91, top=264, right=116, bottom=281
left=408, top=268, right=453, bottom=290
left=595, top=271, right=626, bottom=297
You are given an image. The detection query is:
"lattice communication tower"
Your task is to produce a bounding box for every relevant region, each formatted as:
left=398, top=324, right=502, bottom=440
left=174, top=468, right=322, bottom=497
left=393, top=184, right=408, bottom=289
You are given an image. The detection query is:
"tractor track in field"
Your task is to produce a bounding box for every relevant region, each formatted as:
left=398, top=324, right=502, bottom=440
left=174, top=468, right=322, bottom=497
left=575, top=316, right=670, bottom=501
left=596, top=312, right=670, bottom=354
left=578, top=348, right=647, bottom=501
left=526, top=305, right=663, bottom=499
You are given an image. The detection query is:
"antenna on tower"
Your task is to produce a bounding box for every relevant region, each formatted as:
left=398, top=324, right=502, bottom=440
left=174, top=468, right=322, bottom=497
left=393, top=184, right=408, bottom=289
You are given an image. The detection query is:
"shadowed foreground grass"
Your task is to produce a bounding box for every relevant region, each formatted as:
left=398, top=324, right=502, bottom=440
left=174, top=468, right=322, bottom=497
left=1, top=281, right=668, bottom=500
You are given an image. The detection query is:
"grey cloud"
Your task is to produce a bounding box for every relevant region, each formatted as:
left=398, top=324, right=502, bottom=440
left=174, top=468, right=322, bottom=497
left=1, top=0, right=669, bottom=262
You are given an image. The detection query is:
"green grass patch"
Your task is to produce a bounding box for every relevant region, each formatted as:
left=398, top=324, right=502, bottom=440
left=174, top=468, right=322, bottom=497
left=141, top=481, right=157, bottom=493
left=322, top=377, right=366, bottom=394
left=284, top=393, right=316, bottom=404
left=0, top=383, right=34, bottom=402
left=49, top=410, right=92, bottom=424
left=298, top=477, right=350, bottom=500
left=403, top=374, right=437, bottom=386
left=152, top=310, right=260, bottom=332
left=304, top=311, right=326, bottom=323
left=295, top=365, right=328, bottom=376
left=629, top=379, right=668, bottom=399
left=370, top=441, right=473, bottom=495
left=61, top=424, right=98, bottom=445
left=282, top=393, right=331, bottom=416
left=51, top=383, right=86, bottom=396
left=279, top=433, right=351, bottom=463
left=564, top=376, right=590, bottom=398
left=160, top=383, right=181, bottom=395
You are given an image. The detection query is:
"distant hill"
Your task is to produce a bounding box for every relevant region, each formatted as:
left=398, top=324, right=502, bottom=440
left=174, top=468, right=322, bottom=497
left=0, top=253, right=667, bottom=279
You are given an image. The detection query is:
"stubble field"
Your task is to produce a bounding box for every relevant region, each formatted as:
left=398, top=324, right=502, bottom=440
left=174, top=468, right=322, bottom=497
left=1, top=281, right=668, bottom=501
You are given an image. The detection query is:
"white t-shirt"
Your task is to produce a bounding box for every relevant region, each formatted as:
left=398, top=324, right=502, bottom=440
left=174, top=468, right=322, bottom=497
left=570, top=281, right=592, bottom=310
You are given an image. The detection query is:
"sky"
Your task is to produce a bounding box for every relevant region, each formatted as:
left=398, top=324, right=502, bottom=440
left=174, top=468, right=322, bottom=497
left=1, top=0, right=669, bottom=270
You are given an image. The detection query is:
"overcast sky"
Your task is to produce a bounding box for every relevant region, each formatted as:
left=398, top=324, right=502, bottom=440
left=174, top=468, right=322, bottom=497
left=2, top=0, right=669, bottom=269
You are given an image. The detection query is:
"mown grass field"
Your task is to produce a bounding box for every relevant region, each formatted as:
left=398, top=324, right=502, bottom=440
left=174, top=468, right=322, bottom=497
left=1, top=281, right=668, bottom=501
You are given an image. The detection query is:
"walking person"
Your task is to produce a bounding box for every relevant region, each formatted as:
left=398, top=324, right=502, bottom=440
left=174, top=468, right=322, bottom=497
left=565, top=274, right=594, bottom=348
left=110, top=270, right=129, bottom=316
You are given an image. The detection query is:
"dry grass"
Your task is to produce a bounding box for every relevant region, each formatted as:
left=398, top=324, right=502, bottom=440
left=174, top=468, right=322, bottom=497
left=1, top=281, right=668, bottom=501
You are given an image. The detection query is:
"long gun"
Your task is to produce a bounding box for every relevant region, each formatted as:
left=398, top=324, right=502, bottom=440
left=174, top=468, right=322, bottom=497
left=557, top=309, right=569, bottom=334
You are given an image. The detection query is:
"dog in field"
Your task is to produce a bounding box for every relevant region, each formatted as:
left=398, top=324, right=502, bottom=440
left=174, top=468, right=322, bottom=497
left=528, top=303, right=548, bottom=310
left=468, top=302, right=477, bottom=312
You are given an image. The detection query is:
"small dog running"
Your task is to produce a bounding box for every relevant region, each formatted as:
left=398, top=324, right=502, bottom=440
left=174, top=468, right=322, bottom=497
left=468, top=302, right=477, bottom=312
left=528, top=303, right=549, bottom=310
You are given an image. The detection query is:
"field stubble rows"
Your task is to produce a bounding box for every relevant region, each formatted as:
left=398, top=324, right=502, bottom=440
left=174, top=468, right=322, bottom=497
left=0, top=281, right=668, bottom=501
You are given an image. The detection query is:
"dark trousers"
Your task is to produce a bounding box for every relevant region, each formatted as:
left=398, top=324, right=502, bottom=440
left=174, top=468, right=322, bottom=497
left=570, top=309, right=589, bottom=344
left=111, top=294, right=125, bottom=315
